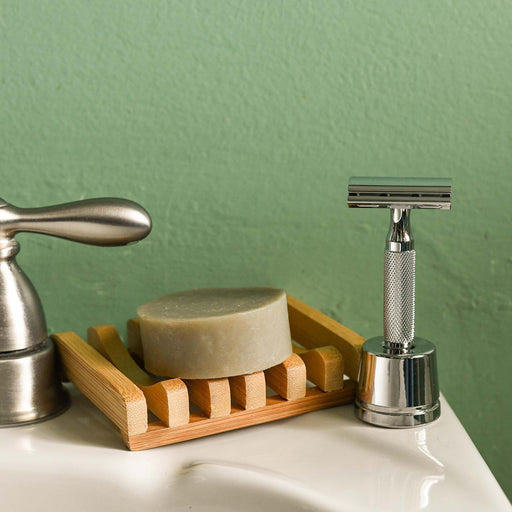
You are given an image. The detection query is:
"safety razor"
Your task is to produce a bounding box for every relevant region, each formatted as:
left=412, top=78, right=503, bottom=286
left=347, top=177, right=452, bottom=428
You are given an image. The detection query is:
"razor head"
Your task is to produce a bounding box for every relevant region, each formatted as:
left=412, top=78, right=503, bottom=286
left=348, top=177, right=452, bottom=209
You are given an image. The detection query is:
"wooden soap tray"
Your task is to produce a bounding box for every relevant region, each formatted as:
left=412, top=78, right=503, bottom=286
left=52, top=296, right=365, bottom=451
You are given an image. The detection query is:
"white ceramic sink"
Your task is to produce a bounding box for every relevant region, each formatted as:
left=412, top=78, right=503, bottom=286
left=1, top=384, right=509, bottom=512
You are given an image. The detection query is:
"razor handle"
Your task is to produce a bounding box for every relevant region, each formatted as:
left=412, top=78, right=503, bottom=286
left=383, top=208, right=416, bottom=350
left=384, top=249, right=415, bottom=349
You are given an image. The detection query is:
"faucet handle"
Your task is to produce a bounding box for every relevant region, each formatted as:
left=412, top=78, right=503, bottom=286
left=0, top=196, right=152, bottom=426
left=0, top=197, right=152, bottom=354
left=0, top=198, right=151, bottom=246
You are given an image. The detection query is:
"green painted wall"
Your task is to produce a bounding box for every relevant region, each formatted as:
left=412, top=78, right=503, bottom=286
left=2, top=0, right=511, bottom=498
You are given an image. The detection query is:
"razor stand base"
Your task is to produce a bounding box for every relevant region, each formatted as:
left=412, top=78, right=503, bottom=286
left=355, top=337, right=440, bottom=428
left=355, top=398, right=441, bottom=428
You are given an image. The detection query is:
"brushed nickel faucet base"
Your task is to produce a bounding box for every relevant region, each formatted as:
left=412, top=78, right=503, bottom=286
left=0, top=339, right=70, bottom=426
left=355, top=337, right=440, bottom=428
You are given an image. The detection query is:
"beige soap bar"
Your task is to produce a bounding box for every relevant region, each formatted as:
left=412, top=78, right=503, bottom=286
left=137, top=287, right=292, bottom=379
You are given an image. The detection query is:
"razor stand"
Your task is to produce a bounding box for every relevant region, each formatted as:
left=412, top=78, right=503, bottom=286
left=348, top=178, right=451, bottom=428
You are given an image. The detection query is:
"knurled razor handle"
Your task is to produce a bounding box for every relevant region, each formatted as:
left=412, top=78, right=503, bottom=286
left=384, top=250, right=415, bottom=349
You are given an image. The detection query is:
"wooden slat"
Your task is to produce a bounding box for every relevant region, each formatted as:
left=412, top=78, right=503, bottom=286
left=52, top=331, right=148, bottom=437
left=264, top=353, right=306, bottom=400
left=87, top=325, right=189, bottom=428
left=287, top=295, right=365, bottom=381
left=124, top=381, right=356, bottom=450
left=88, top=325, right=155, bottom=386
left=184, top=378, right=231, bottom=418
left=229, top=371, right=266, bottom=410
left=293, top=344, right=344, bottom=392
left=144, top=379, right=189, bottom=427
left=126, top=318, right=144, bottom=365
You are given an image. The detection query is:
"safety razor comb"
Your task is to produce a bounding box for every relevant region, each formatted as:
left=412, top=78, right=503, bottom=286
left=347, top=177, right=452, bottom=428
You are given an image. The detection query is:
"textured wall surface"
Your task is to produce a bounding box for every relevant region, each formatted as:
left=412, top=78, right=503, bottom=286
left=2, top=0, right=511, bottom=499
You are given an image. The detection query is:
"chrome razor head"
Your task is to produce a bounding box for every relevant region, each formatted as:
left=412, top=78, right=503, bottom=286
left=347, top=177, right=452, bottom=210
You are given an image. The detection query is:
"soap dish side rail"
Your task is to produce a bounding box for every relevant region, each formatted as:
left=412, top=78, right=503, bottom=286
left=52, top=295, right=364, bottom=451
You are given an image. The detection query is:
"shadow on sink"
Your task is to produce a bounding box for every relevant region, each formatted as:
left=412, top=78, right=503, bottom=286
left=18, top=385, right=126, bottom=450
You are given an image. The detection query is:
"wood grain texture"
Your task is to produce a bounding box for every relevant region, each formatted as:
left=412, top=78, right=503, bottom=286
left=184, top=378, right=231, bottom=418
left=145, top=379, right=189, bottom=428
left=287, top=295, right=365, bottom=381
left=52, top=331, right=148, bottom=437
left=124, top=381, right=357, bottom=450
left=87, top=325, right=189, bottom=428
left=293, top=344, right=344, bottom=392
left=229, top=371, right=266, bottom=410
left=264, top=353, right=306, bottom=400
left=88, top=325, right=155, bottom=386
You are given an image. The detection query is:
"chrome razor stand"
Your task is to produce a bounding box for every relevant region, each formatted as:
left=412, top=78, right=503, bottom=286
left=348, top=177, right=452, bottom=428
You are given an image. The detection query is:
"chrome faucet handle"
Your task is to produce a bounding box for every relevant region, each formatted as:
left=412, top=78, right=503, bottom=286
left=0, top=196, right=151, bottom=427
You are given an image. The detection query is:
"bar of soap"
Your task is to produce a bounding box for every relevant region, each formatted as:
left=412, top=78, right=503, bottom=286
left=137, top=287, right=292, bottom=379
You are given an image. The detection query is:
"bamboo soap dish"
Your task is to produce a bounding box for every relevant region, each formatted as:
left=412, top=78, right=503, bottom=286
left=52, top=296, right=365, bottom=451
